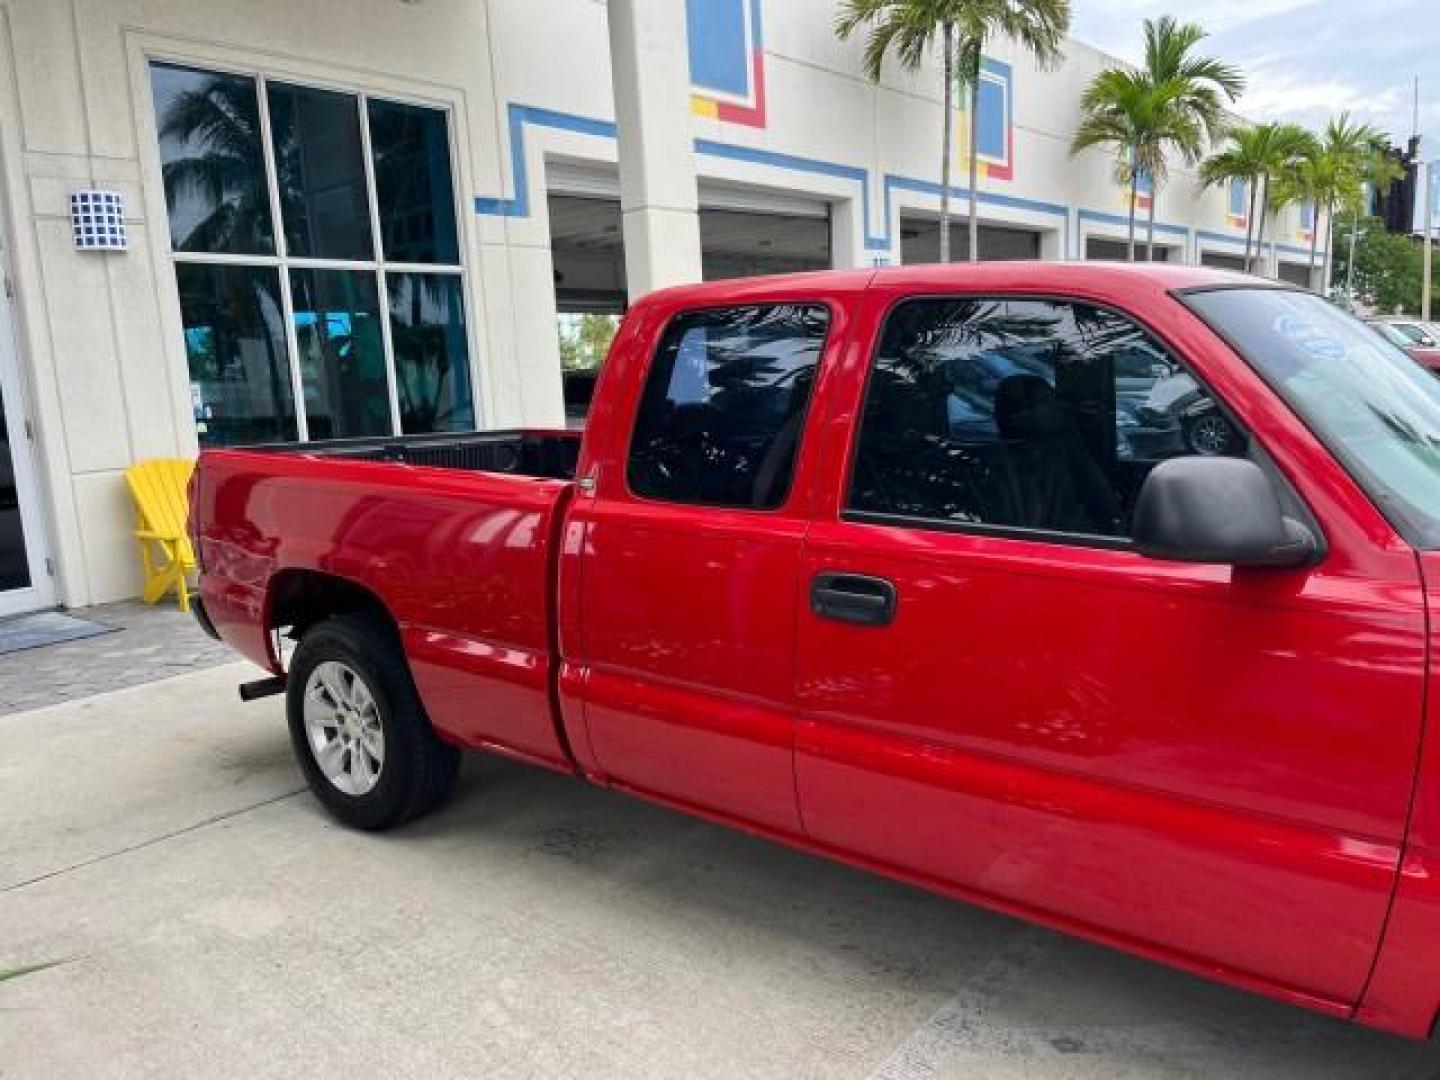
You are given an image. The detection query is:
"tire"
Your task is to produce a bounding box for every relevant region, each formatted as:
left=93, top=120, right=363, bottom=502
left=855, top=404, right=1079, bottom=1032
left=1183, top=412, right=1236, bottom=457
left=285, top=614, right=460, bottom=831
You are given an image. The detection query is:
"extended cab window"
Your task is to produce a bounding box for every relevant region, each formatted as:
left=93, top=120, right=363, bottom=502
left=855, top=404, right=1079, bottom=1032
left=848, top=297, right=1245, bottom=539
left=628, top=304, right=828, bottom=509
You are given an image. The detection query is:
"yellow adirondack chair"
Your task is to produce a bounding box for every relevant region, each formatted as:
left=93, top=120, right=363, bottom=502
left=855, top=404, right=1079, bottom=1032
left=124, top=458, right=196, bottom=611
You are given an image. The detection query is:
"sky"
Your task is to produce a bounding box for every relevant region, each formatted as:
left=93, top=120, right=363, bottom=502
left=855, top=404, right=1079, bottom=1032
left=1070, top=0, right=1438, bottom=153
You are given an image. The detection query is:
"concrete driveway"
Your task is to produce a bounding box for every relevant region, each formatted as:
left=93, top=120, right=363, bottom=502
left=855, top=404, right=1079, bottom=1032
left=4, top=663, right=1440, bottom=1079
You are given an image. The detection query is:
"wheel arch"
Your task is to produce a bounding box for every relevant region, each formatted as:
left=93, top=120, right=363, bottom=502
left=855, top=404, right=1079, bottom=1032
left=265, top=569, right=401, bottom=668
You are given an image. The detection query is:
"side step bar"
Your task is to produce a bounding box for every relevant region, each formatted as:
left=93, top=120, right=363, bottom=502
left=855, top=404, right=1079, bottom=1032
left=238, top=676, right=287, bottom=702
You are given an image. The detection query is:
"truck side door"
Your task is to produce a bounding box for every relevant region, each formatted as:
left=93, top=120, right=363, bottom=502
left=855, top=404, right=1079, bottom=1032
left=794, top=283, right=1425, bottom=1009
left=562, top=290, right=853, bottom=833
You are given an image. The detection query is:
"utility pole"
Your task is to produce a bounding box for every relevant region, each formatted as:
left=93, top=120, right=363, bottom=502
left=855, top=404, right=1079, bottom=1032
left=1425, top=160, right=1433, bottom=321
left=1418, top=78, right=1432, bottom=321
left=1345, top=211, right=1359, bottom=304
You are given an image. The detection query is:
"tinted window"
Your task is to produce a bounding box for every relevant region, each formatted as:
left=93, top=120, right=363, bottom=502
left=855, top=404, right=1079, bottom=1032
left=628, top=305, right=828, bottom=508
left=290, top=268, right=390, bottom=439
left=150, top=62, right=472, bottom=447
left=367, top=100, right=459, bottom=264
left=267, top=83, right=374, bottom=260
left=848, top=298, right=1245, bottom=539
left=387, top=272, right=474, bottom=433
left=178, top=264, right=296, bottom=446
left=1186, top=288, right=1440, bottom=548
left=150, top=64, right=274, bottom=255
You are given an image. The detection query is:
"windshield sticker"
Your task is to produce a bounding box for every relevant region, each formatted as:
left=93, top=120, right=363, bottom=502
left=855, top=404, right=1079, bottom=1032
left=1272, top=313, right=1347, bottom=372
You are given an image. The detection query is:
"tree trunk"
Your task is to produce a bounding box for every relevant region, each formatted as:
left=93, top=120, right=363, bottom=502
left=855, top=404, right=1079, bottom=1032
left=967, top=51, right=981, bottom=262
left=1253, top=172, right=1270, bottom=276
left=1146, top=181, right=1157, bottom=261
left=1243, top=176, right=1259, bottom=272
left=1308, top=201, right=1321, bottom=289
left=1322, top=200, right=1336, bottom=296
left=938, top=23, right=954, bottom=264
left=1345, top=207, right=1359, bottom=299
left=1126, top=167, right=1137, bottom=261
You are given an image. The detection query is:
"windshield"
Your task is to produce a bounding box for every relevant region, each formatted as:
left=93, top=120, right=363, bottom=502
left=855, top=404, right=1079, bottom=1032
left=1183, top=287, right=1440, bottom=549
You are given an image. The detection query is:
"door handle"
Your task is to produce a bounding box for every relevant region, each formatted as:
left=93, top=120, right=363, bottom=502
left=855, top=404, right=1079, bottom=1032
left=810, top=572, right=897, bottom=627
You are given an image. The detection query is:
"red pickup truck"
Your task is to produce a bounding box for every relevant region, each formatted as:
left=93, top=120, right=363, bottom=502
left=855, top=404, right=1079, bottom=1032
left=191, top=262, right=1440, bottom=1038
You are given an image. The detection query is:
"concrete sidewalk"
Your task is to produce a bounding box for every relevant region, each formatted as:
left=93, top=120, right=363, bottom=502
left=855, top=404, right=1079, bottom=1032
left=3, top=665, right=1440, bottom=1079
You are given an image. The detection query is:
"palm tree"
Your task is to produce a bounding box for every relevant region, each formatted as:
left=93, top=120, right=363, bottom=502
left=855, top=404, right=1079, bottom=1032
left=1071, top=18, right=1242, bottom=261
left=1133, top=18, right=1243, bottom=259
left=1200, top=122, right=1314, bottom=273
left=1285, top=151, right=1329, bottom=286
left=1261, top=130, right=1320, bottom=276
left=837, top=0, right=1069, bottom=264
left=1070, top=72, right=1160, bottom=259
left=1306, top=115, right=1393, bottom=292
left=157, top=74, right=273, bottom=253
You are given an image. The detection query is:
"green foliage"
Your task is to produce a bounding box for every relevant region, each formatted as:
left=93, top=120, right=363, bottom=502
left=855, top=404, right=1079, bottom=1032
left=835, top=0, right=1069, bottom=83
left=1199, top=121, right=1315, bottom=270
left=0, top=960, right=63, bottom=985
left=836, top=0, right=1069, bottom=261
left=1070, top=16, right=1243, bottom=259
left=1332, top=216, right=1427, bottom=315
left=557, top=312, right=619, bottom=371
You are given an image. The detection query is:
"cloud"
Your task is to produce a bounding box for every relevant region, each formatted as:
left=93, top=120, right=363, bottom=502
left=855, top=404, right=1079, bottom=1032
left=1070, top=0, right=1438, bottom=149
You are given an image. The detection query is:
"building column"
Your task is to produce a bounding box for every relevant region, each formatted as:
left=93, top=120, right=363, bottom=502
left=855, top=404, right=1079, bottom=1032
left=607, top=0, right=702, bottom=300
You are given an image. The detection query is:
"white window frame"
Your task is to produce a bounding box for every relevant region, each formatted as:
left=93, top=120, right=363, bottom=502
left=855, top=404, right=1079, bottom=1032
left=147, top=59, right=473, bottom=443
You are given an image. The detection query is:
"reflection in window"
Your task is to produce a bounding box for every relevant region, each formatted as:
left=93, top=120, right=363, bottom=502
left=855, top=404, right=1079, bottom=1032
left=152, top=62, right=472, bottom=446
left=848, top=298, right=1244, bottom=538
left=628, top=305, right=828, bottom=509
left=267, top=83, right=374, bottom=260
left=178, top=264, right=296, bottom=446
left=290, top=269, right=390, bottom=439
left=387, top=273, right=473, bottom=433
left=151, top=64, right=274, bottom=255
left=368, top=100, right=460, bottom=264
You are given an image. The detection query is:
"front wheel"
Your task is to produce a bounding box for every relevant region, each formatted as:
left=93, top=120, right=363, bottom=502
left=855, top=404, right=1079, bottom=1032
left=285, top=614, right=459, bottom=831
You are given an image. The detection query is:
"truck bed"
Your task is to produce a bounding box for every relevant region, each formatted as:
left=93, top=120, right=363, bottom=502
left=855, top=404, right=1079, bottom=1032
left=193, top=429, right=581, bottom=771
left=252, top=428, right=581, bottom=480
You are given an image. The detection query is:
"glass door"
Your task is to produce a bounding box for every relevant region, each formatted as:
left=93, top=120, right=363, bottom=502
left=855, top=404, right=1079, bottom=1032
left=0, top=258, right=52, bottom=617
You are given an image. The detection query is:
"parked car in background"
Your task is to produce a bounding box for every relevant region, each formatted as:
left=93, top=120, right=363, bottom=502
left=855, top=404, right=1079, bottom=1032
left=194, top=264, right=1440, bottom=1040
left=1368, top=320, right=1440, bottom=375
left=1383, top=319, right=1440, bottom=349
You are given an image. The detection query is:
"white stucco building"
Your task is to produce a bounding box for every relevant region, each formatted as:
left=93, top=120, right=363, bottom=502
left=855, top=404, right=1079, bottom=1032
left=0, top=0, right=1324, bottom=615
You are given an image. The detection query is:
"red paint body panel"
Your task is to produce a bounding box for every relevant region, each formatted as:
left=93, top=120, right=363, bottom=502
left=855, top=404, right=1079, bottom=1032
left=1355, top=549, right=1440, bottom=1037
left=1409, top=347, right=1440, bottom=374
left=195, top=449, right=574, bottom=768
left=194, top=263, right=1440, bottom=1038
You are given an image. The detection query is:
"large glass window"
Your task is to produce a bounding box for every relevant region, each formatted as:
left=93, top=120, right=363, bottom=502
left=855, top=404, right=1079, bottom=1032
left=177, top=264, right=296, bottom=445
left=628, top=304, right=829, bottom=509
left=367, top=99, right=460, bottom=265
left=290, top=269, right=389, bottom=439
left=848, top=297, right=1245, bottom=540
left=150, top=62, right=471, bottom=446
left=150, top=64, right=274, bottom=256
left=388, top=272, right=474, bottom=433
left=267, top=83, right=374, bottom=261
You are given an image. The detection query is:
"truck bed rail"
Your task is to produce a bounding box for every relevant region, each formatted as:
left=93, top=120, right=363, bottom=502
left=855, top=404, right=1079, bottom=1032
left=247, top=429, right=580, bottom=480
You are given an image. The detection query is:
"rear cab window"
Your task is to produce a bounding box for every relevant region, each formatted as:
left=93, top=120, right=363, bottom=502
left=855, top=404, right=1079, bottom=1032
left=627, top=304, right=829, bottom=510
